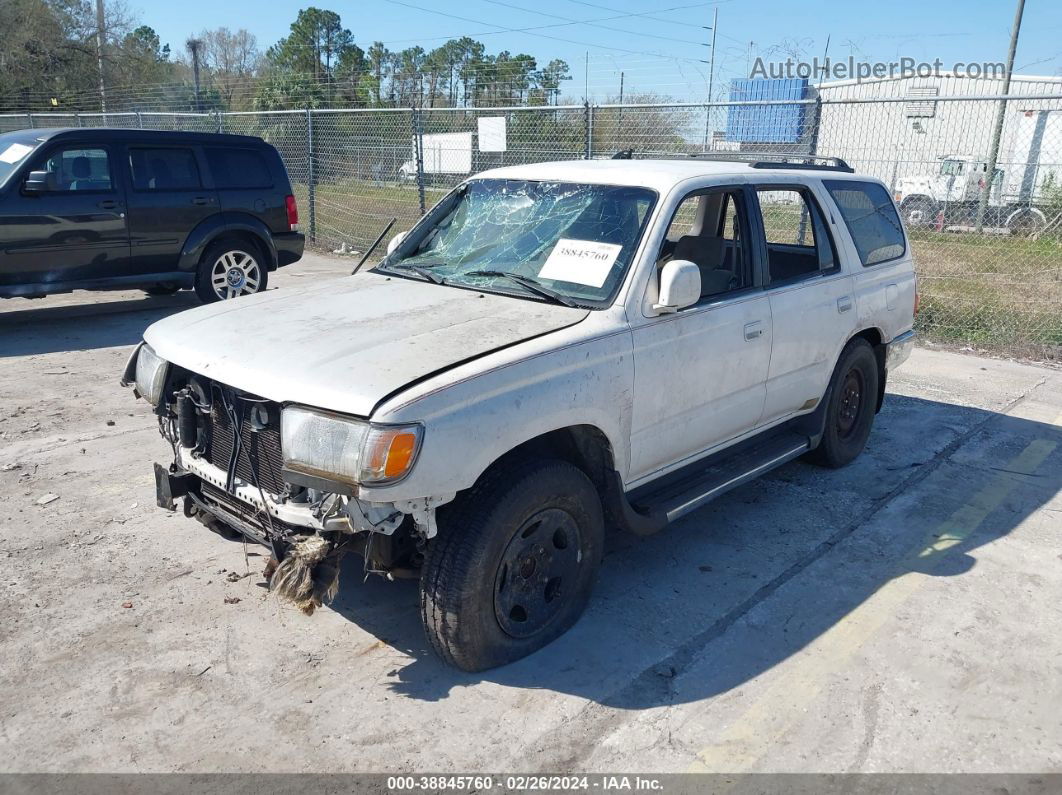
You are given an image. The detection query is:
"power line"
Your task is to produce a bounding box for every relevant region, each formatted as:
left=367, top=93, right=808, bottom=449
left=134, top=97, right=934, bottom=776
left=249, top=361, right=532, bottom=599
left=477, top=0, right=711, bottom=47
left=381, top=0, right=710, bottom=63
left=565, top=0, right=746, bottom=45
left=563, top=0, right=728, bottom=28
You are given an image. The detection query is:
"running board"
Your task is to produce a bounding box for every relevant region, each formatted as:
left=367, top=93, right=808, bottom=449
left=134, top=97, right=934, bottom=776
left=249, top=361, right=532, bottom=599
left=629, top=431, right=811, bottom=523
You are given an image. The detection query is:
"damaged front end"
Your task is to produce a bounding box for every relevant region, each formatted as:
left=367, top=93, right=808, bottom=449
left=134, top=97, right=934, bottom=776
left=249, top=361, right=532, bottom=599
left=126, top=343, right=443, bottom=614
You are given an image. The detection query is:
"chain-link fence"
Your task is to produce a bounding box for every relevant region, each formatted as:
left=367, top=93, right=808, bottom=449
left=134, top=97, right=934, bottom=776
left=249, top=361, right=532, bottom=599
left=3, top=94, right=1061, bottom=356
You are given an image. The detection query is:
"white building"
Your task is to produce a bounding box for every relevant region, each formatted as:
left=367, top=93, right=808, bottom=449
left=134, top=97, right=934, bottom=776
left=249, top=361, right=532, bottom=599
left=812, top=72, right=1062, bottom=187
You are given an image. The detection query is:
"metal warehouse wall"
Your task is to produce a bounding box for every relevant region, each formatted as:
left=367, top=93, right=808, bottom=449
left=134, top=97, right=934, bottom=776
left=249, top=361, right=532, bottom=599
left=813, top=73, right=1062, bottom=187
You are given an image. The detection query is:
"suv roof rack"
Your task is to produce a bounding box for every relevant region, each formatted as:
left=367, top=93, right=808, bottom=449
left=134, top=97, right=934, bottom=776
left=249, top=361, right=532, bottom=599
left=611, top=150, right=854, bottom=173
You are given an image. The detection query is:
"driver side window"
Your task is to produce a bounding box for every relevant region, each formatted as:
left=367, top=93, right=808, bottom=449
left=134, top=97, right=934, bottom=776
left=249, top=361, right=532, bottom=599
left=31, top=147, right=113, bottom=192
left=658, top=189, right=752, bottom=303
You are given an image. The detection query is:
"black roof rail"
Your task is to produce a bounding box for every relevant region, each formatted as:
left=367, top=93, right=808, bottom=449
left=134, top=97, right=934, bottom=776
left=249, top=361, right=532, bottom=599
left=750, top=157, right=854, bottom=173
left=618, top=150, right=855, bottom=172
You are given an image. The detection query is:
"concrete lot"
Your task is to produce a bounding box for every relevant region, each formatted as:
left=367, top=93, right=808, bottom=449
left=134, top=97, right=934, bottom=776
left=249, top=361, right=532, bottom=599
left=1, top=252, right=1060, bottom=773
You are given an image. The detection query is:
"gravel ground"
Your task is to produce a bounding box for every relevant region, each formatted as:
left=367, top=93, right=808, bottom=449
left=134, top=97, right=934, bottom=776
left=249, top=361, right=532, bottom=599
left=1, top=252, right=1060, bottom=774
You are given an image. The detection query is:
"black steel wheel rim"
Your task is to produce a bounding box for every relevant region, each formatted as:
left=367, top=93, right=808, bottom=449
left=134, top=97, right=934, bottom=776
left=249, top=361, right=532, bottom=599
left=494, top=507, right=583, bottom=639
left=837, top=367, right=864, bottom=439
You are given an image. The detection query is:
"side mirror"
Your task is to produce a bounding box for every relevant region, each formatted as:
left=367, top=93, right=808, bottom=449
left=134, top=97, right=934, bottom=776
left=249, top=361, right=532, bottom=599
left=386, top=230, right=409, bottom=256
left=22, top=170, right=49, bottom=194
left=653, top=259, right=701, bottom=314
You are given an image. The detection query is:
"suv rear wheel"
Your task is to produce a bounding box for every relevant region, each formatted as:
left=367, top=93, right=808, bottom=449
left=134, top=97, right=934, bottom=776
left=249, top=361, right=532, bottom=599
left=194, top=240, right=268, bottom=303
left=807, top=338, right=879, bottom=469
left=420, top=458, right=604, bottom=672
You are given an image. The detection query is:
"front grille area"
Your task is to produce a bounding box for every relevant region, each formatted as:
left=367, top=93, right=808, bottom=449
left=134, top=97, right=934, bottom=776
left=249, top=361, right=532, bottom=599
left=203, top=395, right=286, bottom=495
left=199, top=482, right=303, bottom=539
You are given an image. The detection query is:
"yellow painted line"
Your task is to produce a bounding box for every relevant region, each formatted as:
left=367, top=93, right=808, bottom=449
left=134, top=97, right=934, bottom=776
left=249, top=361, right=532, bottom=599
left=689, top=423, right=1059, bottom=773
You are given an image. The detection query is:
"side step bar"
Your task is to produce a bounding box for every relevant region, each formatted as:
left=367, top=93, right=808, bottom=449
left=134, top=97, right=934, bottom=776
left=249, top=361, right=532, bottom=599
left=628, top=431, right=811, bottom=524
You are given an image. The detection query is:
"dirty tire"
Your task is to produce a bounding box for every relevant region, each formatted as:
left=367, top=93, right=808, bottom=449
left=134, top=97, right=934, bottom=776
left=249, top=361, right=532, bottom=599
left=143, top=284, right=181, bottom=296
left=194, top=239, right=268, bottom=303
left=901, top=197, right=935, bottom=228
left=420, top=458, right=604, bottom=672
left=806, top=338, right=879, bottom=469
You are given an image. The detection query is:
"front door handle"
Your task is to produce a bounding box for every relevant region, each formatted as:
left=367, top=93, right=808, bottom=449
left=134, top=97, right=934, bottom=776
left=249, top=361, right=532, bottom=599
left=744, top=321, right=764, bottom=341
left=97, top=199, right=119, bottom=210
left=837, top=295, right=853, bottom=313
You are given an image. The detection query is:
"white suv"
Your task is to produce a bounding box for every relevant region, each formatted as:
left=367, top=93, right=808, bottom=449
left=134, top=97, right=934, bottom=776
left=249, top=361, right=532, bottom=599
left=125, top=155, right=917, bottom=671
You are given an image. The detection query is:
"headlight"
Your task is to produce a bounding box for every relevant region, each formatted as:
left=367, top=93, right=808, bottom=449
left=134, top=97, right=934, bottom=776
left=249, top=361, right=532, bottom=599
left=134, top=343, right=169, bottom=406
left=281, top=406, right=423, bottom=486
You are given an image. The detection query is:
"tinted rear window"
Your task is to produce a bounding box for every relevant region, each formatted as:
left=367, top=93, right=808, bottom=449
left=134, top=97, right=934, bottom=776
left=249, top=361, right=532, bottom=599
left=206, top=148, right=273, bottom=189
left=130, top=148, right=202, bottom=190
left=823, top=180, right=905, bottom=266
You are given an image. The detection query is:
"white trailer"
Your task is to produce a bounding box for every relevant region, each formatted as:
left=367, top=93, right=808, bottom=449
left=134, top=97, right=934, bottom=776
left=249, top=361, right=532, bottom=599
left=399, top=132, right=474, bottom=182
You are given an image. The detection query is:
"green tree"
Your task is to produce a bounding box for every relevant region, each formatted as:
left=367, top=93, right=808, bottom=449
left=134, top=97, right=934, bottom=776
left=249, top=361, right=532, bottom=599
left=392, top=46, right=425, bottom=106
left=260, top=7, right=364, bottom=107
left=253, top=72, right=326, bottom=110
left=455, top=38, right=486, bottom=107
left=366, top=41, right=391, bottom=104
left=533, top=59, right=570, bottom=106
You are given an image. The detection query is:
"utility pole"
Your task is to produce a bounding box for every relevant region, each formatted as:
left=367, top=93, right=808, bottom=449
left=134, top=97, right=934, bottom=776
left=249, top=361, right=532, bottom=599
left=976, top=0, right=1025, bottom=233
left=584, top=51, right=589, bottom=102
left=95, top=0, right=107, bottom=113
left=707, top=7, right=717, bottom=105
left=702, top=7, right=718, bottom=150
left=187, top=38, right=204, bottom=113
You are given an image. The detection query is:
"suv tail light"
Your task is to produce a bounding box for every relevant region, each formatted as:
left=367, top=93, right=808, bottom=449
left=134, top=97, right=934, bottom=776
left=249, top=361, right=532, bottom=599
left=285, top=195, right=299, bottom=230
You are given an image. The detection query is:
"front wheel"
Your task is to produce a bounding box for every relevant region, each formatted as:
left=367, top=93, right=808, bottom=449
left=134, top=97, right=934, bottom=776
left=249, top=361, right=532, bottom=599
left=194, top=241, right=268, bottom=303
left=806, top=338, right=880, bottom=469
left=420, top=458, right=604, bottom=672
left=901, top=197, right=936, bottom=228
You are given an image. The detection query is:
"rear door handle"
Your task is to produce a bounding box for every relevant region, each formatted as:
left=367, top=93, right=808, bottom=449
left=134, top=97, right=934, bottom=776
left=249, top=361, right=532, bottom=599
left=191, top=196, right=211, bottom=206
left=97, top=200, right=119, bottom=209
left=837, top=295, right=853, bottom=313
left=744, top=321, right=764, bottom=341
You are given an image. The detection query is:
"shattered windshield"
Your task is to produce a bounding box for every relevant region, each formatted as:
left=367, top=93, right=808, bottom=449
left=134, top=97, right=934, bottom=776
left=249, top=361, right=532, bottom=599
left=376, top=178, right=657, bottom=307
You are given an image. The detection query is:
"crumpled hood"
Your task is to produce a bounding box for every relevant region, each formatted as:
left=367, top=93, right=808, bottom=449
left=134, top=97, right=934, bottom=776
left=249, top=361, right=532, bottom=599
left=144, top=272, right=588, bottom=416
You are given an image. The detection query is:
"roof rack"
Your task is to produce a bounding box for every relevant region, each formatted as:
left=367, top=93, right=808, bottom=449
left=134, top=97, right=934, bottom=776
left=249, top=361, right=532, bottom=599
left=611, top=150, right=854, bottom=173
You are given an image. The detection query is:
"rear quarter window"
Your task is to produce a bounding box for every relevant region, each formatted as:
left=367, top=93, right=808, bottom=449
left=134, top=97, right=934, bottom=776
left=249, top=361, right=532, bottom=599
left=823, top=180, right=906, bottom=266
left=206, top=148, right=273, bottom=189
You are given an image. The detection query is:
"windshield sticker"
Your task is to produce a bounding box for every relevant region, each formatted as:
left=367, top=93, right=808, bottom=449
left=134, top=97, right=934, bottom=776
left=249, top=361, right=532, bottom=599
left=0, top=143, right=33, bottom=164
left=538, top=239, right=623, bottom=288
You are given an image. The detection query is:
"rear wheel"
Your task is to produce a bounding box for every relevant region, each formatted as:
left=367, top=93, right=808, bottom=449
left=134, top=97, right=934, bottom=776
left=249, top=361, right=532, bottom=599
left=420, top=458, right=604, bottom=672
left=807, top=338, right=879, bottom=469
left=194, top=240, right=268, bottom=303
left=1006, top=210, right=1044, bottom=237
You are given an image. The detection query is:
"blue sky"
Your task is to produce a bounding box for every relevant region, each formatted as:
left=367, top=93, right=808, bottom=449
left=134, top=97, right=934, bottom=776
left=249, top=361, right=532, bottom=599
left=143, top=0, right=1062, bottom=101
